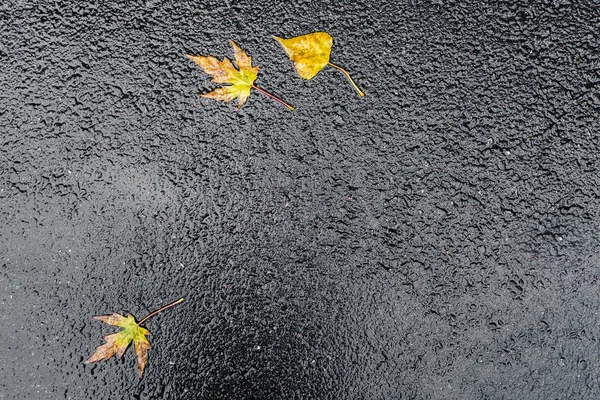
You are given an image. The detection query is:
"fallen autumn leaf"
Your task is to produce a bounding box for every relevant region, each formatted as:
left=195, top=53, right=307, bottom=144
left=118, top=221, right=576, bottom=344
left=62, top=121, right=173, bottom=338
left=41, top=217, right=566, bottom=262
left=187, top=40, right=294, bottom=110
left=85, top=297, right=184, bottom=378
left=274, top=32, right=365, bottom=97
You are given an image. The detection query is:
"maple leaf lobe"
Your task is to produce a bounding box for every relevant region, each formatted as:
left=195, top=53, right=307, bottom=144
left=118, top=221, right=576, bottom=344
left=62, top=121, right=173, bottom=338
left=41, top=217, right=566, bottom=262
left=135, top=337, right=150, bottom=377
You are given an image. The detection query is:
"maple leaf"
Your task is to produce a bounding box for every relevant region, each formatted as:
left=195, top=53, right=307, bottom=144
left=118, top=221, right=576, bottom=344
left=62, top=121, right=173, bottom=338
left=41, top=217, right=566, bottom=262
left=85, top=297, right=184, bottom=378
left=274, top=32, right=365, bottom=97
left=186, top=40, right=294, bottom=110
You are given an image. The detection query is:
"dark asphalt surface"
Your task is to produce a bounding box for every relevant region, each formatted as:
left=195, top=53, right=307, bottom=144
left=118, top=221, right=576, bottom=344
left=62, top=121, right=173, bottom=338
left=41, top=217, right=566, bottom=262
left=1, top=1, right=599, bottom=399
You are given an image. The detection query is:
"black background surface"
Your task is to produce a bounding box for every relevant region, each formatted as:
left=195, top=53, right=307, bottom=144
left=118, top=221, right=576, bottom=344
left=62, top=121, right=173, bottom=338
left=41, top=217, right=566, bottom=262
left=1, top=0, right=599, bottom=399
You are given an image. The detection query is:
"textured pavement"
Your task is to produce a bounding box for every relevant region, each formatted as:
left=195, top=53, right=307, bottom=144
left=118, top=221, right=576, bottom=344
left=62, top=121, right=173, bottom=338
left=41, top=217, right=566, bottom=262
left=1, top=1, right=599, bottom=399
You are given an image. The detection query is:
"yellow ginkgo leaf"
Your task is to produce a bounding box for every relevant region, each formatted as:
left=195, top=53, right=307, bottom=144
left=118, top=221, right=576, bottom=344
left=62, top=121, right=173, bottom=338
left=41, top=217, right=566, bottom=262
left=274, top=32, right=365, bottom=97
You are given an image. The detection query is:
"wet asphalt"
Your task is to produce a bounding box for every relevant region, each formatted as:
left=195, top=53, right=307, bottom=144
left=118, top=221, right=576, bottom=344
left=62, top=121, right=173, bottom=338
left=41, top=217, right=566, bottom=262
left=1, top=1, right=600, bottom=399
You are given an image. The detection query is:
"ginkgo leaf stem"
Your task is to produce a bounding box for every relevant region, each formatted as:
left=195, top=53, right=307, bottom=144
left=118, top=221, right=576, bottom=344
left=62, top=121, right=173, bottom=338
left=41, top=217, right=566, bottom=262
left=252, top=85, right=295, bottom=111
left=138, top=297, right=185, bottom=326
left=327, top=62, right=365, bottom=97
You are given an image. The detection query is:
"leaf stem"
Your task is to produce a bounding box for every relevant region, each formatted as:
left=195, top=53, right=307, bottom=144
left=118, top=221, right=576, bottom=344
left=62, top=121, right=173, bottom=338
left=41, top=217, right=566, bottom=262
left=251, top=85, right=295, bottom=111
left=327, top=62, right=365, bottom=97
left=138, top=297, right=185, bottom=326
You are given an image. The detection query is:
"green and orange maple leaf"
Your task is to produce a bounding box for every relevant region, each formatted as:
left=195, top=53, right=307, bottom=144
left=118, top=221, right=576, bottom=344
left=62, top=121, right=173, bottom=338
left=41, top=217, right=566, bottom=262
left=186, top=40, right=294, bottom=110
left=85, top=297, right=184, bottom=378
